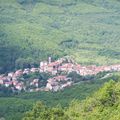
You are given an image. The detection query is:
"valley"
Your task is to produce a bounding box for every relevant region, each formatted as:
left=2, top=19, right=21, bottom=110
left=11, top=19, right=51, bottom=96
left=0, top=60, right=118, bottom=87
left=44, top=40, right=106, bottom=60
left=0, top=0, right=120, bottom=120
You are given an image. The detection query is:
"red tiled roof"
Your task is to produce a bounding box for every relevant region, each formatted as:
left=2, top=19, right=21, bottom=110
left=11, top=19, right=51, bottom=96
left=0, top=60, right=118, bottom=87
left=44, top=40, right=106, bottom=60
left=5, top=81, right=12, bottom=84
left=54, top=75, right=66, bottom=79
left=48, top=61, right=61, bottom=67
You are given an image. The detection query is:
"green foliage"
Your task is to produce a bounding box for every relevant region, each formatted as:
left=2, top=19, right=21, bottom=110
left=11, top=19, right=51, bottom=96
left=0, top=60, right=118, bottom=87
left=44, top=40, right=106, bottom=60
left=0, top=85, right=13, bottom=97
left=23, top=101, right=69, bottom=120
left=67, top=71, right=82, bottom=82
left=1, top=0, right=120, bottom=119
left=15, top=57, right=39, bottom=69
left=22, top=77, right=120, bottom=120
left=0, top=73, right=120, bottom=120
left=0, top=38, right=22, bottom=73
left=66, top=80, right=120, bottom=120
left=98, top=49, right=120, bottom=59
left=67, top=71, right=110, bottom=83
left=0, top=0, right=120, bottom=73
left=0, top=98, right=34, bottom=120
left=22, top=72, right=52, bottom=88
left=60, top=39, right=79, bottom=49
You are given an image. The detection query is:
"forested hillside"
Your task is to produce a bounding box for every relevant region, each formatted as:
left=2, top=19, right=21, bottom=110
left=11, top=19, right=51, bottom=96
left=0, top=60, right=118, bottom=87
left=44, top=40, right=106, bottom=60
left=0, top=72, right=120, bottom=120
left=1, top=0, right=120, bottom=73
left=22, top=79, right=120, bottom=120
left=0, top=1, right=120, bottom=120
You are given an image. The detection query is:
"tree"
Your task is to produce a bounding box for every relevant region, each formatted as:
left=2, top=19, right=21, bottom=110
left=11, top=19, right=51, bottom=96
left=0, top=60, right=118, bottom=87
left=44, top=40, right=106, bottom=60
left=23, top=102, right=69, bottom=120
left=66, top=80, right=120, bottom=120
left=67, top=71, right=83, bottom=82
left=15, top=57, right=39, bottom=70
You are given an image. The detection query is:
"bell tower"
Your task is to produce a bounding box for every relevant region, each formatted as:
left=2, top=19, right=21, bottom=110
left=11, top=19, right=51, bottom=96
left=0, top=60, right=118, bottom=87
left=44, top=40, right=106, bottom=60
left=48, top=57, right=51, bottom=64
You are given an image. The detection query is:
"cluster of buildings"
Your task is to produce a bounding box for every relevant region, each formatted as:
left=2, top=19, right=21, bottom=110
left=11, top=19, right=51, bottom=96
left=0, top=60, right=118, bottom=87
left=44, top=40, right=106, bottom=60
left=0, top=68, right=39, bottom=91
left=46, top=75, right=72, bottom=91
left=39, top=57, right=120, bottom=76
left=0, top=57, right=120, bottom=92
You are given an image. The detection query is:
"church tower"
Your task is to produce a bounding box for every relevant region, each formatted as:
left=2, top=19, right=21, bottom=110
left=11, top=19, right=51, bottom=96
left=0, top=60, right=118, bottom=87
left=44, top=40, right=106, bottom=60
left=48, top=57, right=52, bottom=64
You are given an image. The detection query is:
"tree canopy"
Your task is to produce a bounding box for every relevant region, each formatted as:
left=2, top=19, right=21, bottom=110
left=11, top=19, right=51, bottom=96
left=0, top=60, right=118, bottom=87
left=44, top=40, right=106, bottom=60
left=23, top=80, right=120, bottom=120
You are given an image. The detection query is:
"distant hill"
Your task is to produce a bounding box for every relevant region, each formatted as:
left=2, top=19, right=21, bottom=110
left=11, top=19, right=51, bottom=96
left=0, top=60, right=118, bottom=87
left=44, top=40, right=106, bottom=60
left=0, top=0, right=120, bottom=73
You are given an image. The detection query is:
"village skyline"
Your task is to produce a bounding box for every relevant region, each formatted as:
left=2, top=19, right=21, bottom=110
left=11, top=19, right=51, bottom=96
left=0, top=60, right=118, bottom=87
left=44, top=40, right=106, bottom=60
left=0, top=56, right=120, bottom=92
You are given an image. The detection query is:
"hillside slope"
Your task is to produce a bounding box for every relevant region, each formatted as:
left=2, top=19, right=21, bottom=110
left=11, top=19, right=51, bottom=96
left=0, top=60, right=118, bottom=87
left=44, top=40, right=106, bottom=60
left=0, top=0, right=120, bottom=72
left=66, top=80, right=120, bottom=120
left=22, top=79, right=120, bottom=120
left=1, top=73, right=120, bottom=120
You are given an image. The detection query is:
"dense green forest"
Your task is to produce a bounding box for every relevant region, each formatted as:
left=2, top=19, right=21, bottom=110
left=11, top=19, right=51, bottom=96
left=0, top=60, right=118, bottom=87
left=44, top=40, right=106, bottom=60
left=1, top=0, right=120, bottom=73
left=22, top=79, right=120, bottom=120
left=0, top=72, right=120, bottom=120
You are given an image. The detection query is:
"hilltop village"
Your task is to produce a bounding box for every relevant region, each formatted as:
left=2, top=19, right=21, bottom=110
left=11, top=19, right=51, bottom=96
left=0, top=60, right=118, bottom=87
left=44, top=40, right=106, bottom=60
left=0, top=57, right=120, bottom=92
